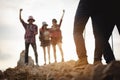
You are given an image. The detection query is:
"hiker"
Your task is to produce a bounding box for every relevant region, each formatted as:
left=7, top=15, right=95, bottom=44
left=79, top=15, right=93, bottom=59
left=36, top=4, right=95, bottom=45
left=19, top=9, right=38, bottom=65
left=39, top=22, right=51, bottom=65
left=50, top=10, right=65, bottom=63
left=92, top=0, right=120, bottom=64
left=73, top=0, right=115, bottom=66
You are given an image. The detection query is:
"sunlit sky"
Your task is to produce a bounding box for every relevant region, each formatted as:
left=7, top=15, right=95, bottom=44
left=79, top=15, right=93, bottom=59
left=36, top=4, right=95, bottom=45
left=0, top=0, right=120, bottom=71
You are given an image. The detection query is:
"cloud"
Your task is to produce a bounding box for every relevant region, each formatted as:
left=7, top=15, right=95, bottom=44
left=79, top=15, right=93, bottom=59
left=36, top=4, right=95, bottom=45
left=0, top=51, right=12, bottom=61
left=0, top=25, right=23, bottom=40
left=0, top=0, right=23, bottom=9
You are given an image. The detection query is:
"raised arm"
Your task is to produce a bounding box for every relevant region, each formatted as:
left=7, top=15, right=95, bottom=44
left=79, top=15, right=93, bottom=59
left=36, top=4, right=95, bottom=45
left=19, top=9, right=27, bottom=29
left=61, top=9, right=65, bottom=20
left=59, top=9, right=65, bottom=27
left=19, top=9, right=23, bottom=22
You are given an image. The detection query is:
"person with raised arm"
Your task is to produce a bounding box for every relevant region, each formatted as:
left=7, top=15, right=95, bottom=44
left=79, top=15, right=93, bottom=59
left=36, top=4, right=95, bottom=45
left=19, top=9, right=39, bottom=66
left=50, top=10, right=65, bottom=63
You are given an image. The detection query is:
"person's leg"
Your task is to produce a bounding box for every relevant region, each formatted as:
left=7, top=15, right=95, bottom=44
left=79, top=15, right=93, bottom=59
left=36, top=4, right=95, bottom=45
left=57, top=42, right=64, bottom=62
left=93, top=34, right=104, bottom=64
left=25, top=42, right=30, bottom=64
left=43, top=47, right=46, bottom=65
left=73, top=0, right=91, bottom=66
left=92, top=14, right=115, bottom=64
left=31, top=43, right=38, bottom=65
left=92, top=14, right=107, bottom=64
left=103, top=41, right=115, bottom=63
left=47, top=46, right=51, bottom=64
left=52, top=44, right=57, bottom=63
left=74, top=14, right=89, bottom=65
left=101, top=15, right=115, bottom=64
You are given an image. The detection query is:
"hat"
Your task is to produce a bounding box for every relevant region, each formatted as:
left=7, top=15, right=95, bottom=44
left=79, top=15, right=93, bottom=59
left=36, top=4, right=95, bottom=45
left=28, top=16, right=35, bottom=22
left=42, top=21, right=48, bottom=26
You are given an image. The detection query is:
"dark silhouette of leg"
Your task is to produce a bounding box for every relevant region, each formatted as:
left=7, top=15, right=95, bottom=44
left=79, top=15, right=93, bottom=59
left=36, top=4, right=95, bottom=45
left=31, top=43, right=38, bottom=65
left=25, top=42, right=30, bottom=64
left=92, top=14, right=115, bottom=64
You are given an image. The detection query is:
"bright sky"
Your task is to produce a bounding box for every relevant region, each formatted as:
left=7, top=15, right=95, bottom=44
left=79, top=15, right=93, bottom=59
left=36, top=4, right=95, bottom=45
left=0, top=0, right=120, bottom=71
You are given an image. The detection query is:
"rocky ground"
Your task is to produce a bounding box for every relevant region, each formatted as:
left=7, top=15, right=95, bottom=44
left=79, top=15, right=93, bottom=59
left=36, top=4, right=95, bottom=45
left=0, top=51, right=120, bottom=80
left=1, top=60, right=120, bottom=80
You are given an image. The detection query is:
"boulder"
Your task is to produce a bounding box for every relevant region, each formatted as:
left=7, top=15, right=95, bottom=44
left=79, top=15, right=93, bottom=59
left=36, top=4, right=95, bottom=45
left=17, top=50, right=34, bottom=67
left=0, top=70, right=4, bottom=80
left=102, top=61, right=120, bottom=80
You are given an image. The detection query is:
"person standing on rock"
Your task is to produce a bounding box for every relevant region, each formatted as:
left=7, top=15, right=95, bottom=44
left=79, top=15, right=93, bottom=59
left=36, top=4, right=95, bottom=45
left=39, top=21, right=51, bottom=65
left=50, top=10, right=65, bottom=63
left=19, top=9, right=39, bottom=66
left=74, top=0, right=116, bottom=66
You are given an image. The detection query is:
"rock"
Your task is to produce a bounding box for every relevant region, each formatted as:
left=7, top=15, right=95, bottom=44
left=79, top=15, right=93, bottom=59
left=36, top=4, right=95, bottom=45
left=0, top=70, right=4, bottom=80
left=17, top=50, right=34, bottom=67
left=92, top=64, right=107, bottom=80
left=3, top=59, right=120, bottom=80
left=102, top=61, right=120, bottom=80
left=4, top=68, right=19, bottom=80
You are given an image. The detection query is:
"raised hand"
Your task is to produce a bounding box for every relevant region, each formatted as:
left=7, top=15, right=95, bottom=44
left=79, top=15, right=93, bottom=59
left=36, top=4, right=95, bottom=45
left=19, top=9, right=23, bottom=20
left=20, top=9, right=23, bottom=12
left=63, top=9, right=65, bottom=13
left=61, top=9, right=65, bottom=19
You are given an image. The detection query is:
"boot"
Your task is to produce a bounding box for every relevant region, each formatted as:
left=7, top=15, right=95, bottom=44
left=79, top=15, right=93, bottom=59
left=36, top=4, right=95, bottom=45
left=94, top=60, right=102, bottom=65
left=75, top=57, right=88, bottom=67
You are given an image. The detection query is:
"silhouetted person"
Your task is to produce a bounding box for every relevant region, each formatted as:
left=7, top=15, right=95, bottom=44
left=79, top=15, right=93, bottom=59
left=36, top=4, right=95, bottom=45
left=19, top=9, right=38, bottom=65
left=39, top=22, right=51, bottom=65
left=91, top=0, right=117, bottom=64
left=50, top=10, right=65, bottom=63
left=74, top=0, right=116, bottom=66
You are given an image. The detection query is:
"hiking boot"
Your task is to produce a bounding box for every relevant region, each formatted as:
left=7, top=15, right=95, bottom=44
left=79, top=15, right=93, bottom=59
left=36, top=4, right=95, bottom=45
left=94, top=60, right=102, bottom=65
left=75, top=58, right=88, bottom=67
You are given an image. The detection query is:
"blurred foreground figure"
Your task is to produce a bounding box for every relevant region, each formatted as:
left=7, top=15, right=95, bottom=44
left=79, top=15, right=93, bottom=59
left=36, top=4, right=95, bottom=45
left=73, top=0, right=119, bottom=66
